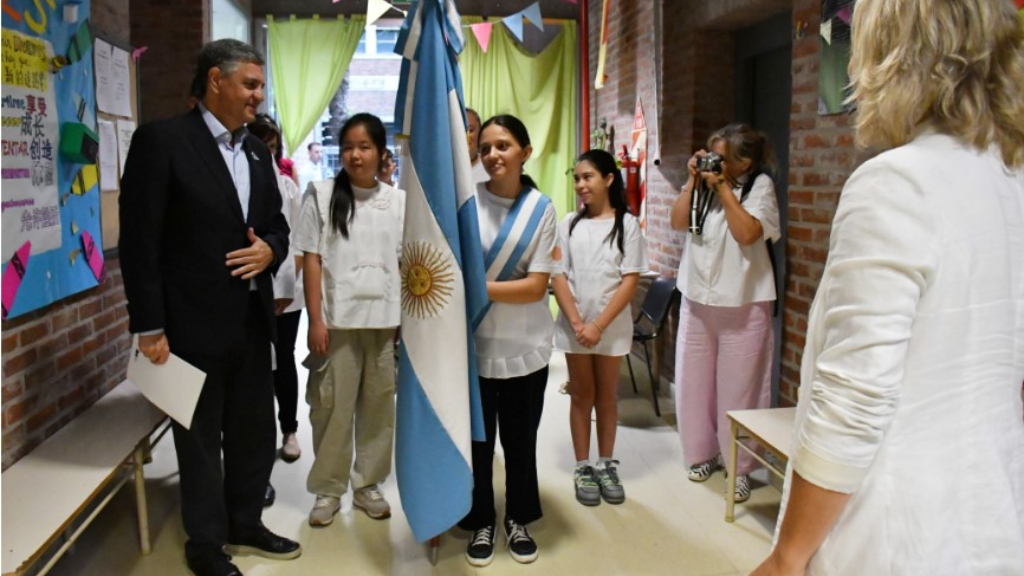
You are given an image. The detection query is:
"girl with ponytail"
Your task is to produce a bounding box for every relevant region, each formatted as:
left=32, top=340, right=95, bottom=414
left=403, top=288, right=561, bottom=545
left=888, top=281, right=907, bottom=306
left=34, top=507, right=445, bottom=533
left=552, top=149, right=648, bottom=507
left=459, top=114, right=559, bottom=567
left=293, top=113, right=405, bottom=526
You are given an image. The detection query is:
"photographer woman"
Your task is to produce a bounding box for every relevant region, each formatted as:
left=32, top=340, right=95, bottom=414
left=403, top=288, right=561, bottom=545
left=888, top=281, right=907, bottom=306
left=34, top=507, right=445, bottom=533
left=753, top=1, right=1024, bottom=574
left=669, top=124, right=780, bottom=503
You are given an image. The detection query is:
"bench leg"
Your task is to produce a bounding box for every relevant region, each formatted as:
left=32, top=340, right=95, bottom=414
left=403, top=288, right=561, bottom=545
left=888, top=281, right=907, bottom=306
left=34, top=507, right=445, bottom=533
left=133, top=442, right=151, bottom=554
left=726, top=420, right=739, bottom=523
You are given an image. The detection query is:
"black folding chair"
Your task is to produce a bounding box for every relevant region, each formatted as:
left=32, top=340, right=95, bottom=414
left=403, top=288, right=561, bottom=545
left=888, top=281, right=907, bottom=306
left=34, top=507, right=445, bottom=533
left=625, top=277, right=678, bottom=417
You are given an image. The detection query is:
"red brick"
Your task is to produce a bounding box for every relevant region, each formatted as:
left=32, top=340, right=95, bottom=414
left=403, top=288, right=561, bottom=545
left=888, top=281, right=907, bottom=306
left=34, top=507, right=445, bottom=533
left=77, top=299, right=102, bottom=320
left=26, top=401, right=56, bottom=434
left=50, top=308, right=79, bottom=332
left=18, top=321, right=50, bottom=347
left=56, top=346, right=84, bottom=371
left=92, top=310, right=117, bottom=331
left=2, top=349, right=37, bottom=376
left=1, top=333, right=18, bottom=353
left=2, top=379, right=23, bottom=404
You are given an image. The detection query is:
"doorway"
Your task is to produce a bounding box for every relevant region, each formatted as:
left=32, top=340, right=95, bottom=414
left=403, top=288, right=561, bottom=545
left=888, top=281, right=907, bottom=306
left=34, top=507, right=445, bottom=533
left=734, top=10, right=792, bottom=404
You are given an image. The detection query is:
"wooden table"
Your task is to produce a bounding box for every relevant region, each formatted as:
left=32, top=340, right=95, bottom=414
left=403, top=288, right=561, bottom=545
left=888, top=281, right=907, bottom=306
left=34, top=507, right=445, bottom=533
left=725, top=407, right=796, bottom=522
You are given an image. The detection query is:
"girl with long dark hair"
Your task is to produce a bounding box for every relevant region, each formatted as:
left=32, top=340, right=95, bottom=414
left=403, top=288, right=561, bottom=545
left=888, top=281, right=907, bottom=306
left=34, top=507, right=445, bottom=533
left=552, top=149, right=647, bottom=507
left=293, top=113, right=406, bottom=527
left=458, top=115, right=558, bottom=567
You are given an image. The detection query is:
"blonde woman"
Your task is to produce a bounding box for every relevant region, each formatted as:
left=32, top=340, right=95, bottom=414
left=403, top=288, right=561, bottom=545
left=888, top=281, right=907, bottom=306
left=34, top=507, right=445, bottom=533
left=753, top=1, right=1024, bottom=574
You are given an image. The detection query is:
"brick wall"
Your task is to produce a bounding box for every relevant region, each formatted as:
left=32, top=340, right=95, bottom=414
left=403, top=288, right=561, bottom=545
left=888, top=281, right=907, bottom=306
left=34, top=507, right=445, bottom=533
left=130, top=0, right=208, bottom=122
left=780, top=0, right=863, bottom=403
left=587, top=0, right=858, bottom=403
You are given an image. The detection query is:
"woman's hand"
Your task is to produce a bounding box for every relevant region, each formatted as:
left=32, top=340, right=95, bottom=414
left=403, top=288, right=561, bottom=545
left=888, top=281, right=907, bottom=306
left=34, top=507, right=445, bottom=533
left=308, top=320, right=330, bottom=357
left=700, top=168, right=727, bottom=190
left=576, top=323, right=602, bottom=349
left=687, top=150, right=706, bottom=178
left=570, top=318, right=586, bottom=339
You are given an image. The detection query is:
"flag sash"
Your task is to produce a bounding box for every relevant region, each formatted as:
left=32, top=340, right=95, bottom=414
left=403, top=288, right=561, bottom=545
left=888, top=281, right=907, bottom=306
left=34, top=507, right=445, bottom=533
left=483, top=188, right=551, bottom=282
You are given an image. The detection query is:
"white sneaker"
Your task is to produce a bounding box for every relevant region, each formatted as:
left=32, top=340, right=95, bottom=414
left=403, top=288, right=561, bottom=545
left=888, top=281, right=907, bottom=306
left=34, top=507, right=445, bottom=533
left=687, top=455, right=721, bottom=482
left=309, top=495, right=340, bottom=527
left=353, top=484, right=391, bottom=519
left=281, top=432, right=301, bottom=463
left=733, top=475, right=751, bottom=503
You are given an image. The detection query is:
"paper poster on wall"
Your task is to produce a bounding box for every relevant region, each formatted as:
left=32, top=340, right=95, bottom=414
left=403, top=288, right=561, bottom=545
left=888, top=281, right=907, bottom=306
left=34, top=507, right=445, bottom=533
left=115, top=118, right=135, bottom=177
left=94, top=37, right=131, bottom=117
left=1, top=28, right=63, bottom=256
left=97, top=118, right=117, bottom=190
left=1, top=0, right=103, bottom=321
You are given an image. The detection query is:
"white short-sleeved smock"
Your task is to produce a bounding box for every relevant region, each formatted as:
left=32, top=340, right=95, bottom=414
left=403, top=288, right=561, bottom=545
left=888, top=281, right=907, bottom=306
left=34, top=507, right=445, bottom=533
left=473, top=182, right=559, bottom=380
left=553, top=213, right=648, bottom=355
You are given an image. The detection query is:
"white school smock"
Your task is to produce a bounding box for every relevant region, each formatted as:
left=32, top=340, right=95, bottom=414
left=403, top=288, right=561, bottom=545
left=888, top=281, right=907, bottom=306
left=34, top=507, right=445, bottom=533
left=474, top=182, right=559, bottom=380
left=271, top=166, right=305, bottom=313
left=684, top=173, right=779, bottom=306
left=778, top=131, right=1024, bottom=575
left=293, top=179, right=405, bottom=329
left=553, top=213, right=648, bottom=355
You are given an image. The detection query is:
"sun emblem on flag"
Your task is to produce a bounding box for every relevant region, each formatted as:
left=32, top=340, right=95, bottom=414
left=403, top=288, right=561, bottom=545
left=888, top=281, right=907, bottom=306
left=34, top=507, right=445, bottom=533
left=401, top=241, right=455, bottom=319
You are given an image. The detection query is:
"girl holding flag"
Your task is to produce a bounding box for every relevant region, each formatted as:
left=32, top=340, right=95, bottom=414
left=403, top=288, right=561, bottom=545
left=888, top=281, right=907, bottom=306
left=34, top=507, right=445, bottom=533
left=552, top=149, right=648, bottom=507
left=458, top=115, right=558, bottom=567
left=294, top=113, right=405, bottom=527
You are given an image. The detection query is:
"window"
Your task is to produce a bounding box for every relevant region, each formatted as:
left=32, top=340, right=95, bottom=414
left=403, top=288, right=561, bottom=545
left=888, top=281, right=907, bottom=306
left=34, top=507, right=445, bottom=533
left=355, top=25, right=401, bottom=58
left=211, top=0, right=250, bottom=43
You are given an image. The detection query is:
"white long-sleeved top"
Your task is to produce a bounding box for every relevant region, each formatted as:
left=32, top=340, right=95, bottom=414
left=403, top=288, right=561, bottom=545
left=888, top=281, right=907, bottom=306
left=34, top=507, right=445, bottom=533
left=779, top=130, right=1024, bottom=575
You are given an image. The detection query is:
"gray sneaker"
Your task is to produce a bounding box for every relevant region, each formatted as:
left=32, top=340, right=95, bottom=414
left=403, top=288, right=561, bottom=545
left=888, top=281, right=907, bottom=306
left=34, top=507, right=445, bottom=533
left=594, top=460, right=625, bottom=504
left=309, top=495, right=340, bottom=527
left=574, top=465, right=601, bottom=506
left=353, top=484, right=391, bottom=519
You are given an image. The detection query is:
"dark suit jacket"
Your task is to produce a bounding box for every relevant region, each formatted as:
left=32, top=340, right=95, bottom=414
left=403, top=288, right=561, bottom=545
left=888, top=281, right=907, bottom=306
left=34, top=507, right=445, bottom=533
left=119, top=108, right=290, bottom=363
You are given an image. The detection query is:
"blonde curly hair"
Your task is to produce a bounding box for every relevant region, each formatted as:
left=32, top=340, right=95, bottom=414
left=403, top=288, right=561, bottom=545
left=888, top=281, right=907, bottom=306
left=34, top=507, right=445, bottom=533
left=848, top=0, right=1024, bottom=168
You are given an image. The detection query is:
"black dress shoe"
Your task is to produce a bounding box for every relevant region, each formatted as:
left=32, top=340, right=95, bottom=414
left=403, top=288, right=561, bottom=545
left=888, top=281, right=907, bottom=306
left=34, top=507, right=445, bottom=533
left=264, top=483, right=276, bottom=508
left=187, top=552, right=243, bottom=576
left=225, top=525, right=301, bottom=560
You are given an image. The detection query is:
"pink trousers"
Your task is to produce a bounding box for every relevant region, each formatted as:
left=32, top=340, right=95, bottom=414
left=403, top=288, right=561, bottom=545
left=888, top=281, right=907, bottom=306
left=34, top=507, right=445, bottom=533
left=674, top=298, right=773, bottom=475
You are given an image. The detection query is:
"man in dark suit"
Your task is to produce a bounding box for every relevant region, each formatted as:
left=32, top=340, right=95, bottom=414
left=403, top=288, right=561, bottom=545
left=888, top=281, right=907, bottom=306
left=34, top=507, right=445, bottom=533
left=119, top=39, right=300, bottom=576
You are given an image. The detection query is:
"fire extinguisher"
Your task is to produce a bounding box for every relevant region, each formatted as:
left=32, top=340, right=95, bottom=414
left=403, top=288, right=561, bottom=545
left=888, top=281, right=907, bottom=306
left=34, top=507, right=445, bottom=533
left=620, top=145, right=641, bottom=216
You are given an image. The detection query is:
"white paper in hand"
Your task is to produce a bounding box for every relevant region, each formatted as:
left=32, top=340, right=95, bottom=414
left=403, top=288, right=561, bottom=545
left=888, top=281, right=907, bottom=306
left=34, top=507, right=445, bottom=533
left=126, top=335, right=206, bottom=429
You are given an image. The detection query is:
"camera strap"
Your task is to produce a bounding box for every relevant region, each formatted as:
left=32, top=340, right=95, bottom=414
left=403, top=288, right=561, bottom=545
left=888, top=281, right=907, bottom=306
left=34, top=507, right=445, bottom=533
left=690, top=178, right=715, bottom=235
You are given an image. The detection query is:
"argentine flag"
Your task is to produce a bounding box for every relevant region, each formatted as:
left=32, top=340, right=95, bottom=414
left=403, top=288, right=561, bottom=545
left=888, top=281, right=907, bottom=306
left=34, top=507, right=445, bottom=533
left=393, top=0, right=488, bottom=542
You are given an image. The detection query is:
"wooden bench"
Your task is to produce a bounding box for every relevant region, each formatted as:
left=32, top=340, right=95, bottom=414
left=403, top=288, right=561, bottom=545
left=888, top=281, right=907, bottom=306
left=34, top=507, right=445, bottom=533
left=725, top=407, right=796, bottom=522
left=2, top=381, right=168, bottom=576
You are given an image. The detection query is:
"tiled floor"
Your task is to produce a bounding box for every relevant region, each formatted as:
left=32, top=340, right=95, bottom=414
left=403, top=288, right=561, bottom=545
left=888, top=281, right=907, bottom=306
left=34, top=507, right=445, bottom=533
left=49, top=318, right=779, bottom=575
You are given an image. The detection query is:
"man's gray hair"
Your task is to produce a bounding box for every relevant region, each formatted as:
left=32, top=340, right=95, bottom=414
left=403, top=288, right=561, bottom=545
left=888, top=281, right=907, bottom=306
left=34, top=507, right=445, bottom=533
left=190, top=39, right=264, bottom=99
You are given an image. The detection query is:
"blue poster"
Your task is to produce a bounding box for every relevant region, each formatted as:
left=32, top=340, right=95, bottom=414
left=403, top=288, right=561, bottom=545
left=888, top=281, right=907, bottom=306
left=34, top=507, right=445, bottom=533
left=1, top=0, right=103, bottom=321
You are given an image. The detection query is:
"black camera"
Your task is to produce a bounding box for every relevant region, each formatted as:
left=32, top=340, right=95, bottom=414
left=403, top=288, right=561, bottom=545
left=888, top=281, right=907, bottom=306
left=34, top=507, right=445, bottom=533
left=696, top=152, right=724, bottom=174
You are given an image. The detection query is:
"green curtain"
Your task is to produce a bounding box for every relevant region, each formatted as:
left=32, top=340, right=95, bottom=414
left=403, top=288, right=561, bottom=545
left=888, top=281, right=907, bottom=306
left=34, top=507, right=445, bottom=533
left=461, top=20, right=578, bottom=217
left=267, top=15, right=365, bottom=155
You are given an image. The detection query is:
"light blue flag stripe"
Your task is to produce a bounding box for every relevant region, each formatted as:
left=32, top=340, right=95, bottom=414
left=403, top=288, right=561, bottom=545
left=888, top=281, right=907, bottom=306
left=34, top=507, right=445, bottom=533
left=394, top=0, right=487, bottom=543
left=395, top=352, right=474, bottom=542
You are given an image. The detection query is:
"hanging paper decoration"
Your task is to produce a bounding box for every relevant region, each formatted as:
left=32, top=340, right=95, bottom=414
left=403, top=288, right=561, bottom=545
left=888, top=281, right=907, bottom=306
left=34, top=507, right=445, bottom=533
left=594, top=0, right=611, bottom=89
left=367, top=0, right=394, bottom=26
left=502, top=11, right=524, bottom=42
left=471, top=22, right=493, bottom=52
left=522, top=2, right=544, bottom=32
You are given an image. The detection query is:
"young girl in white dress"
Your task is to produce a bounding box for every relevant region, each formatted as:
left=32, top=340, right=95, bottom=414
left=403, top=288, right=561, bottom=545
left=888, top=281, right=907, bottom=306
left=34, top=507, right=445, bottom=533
left=552, top=149, right=648, bottom=506
left=293, top=113, right=405, bottom=527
